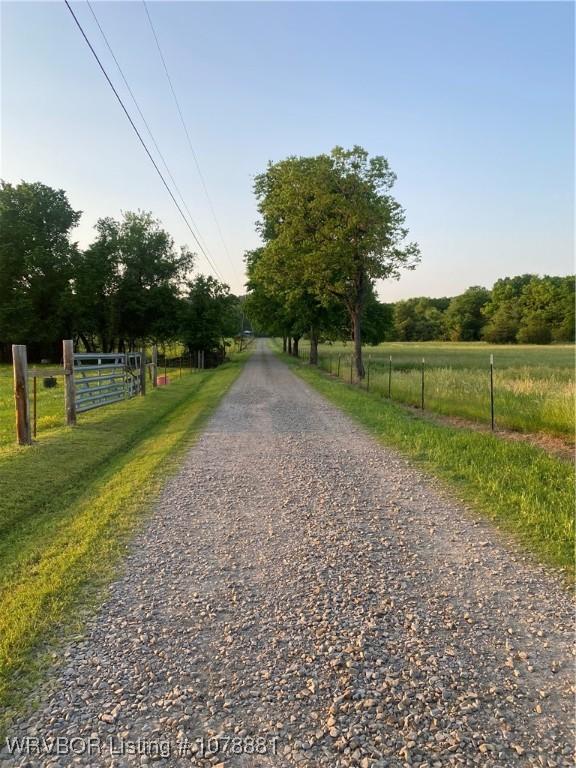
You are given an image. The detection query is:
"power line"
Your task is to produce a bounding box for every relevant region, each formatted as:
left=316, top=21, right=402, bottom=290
left=64, top=0, right=225, bottom=282
left=86, top=0, right=214, bottom=264
left=142, top=0, right=240, bottom=285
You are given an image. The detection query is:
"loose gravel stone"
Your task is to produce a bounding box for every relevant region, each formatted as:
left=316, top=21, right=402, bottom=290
left=1, top=342, right=573, bottom=767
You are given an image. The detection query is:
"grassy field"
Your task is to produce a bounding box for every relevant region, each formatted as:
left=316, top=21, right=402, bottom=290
left=279, top=349, right=574, bottom=578
left=295, top=341, right=574, bottom=440
left=0, top=352, right=248, bottom=730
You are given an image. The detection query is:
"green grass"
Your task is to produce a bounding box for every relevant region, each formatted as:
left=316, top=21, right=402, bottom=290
left=295, top=340, right=575, bottom=440
left=0, top=363, right=198, bottom=448
left=0, top=352, right=248, bottom=729
left=279, top=349, right=574, bottom=577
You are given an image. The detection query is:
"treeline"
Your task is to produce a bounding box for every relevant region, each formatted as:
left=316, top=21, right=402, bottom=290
left=389, top=275, right=574, bottom=344
left=0, top=181, right=241, bottom=362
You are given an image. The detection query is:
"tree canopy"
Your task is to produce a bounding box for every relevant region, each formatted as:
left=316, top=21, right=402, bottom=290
left=0, top=180, right=241, bottom=362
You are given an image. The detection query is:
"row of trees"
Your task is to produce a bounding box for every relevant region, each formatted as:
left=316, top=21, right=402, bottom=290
left=0, top=181, right=241, bottom=362
left=245, top=146, right=420, bottom=378
left=391, top=275, right=574, bottom=344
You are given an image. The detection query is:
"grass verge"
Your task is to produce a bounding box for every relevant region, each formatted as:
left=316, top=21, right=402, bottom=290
left=279, top=350, right=574, bottom=578
left=0, top=353, right=248, bottom=731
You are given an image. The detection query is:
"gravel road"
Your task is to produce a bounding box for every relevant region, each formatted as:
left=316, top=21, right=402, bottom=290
left=2, top=341, right=573, bottom=768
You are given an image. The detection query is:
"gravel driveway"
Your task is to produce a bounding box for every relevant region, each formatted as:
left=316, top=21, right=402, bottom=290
left=2, top=341, right=573, bottom=768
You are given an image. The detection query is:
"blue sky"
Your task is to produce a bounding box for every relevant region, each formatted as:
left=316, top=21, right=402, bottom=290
left=1, top=1, right=574, bottom=299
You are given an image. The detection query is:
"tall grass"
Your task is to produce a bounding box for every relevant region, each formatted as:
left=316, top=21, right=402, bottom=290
left=295, top=341, right=574, bottom=440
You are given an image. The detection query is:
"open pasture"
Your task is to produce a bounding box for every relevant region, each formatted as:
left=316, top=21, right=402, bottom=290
left=297, top=341, right=575, bottom=440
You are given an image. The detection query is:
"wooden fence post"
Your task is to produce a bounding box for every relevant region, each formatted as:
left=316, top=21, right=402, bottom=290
left=139, top=348, right=146, bottom=396
left=152, top=345, right=158, bottom=387
left=63, top=339, right=77, bottom=426
left=12, top=344, right=32, bottom=445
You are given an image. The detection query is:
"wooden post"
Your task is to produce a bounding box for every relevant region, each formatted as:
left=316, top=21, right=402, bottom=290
left=388, top=355, right=392, bottom=398
left=366, top=355, right=371, bottom=392
left=63, top=339, right=77, bottom=426
left=139, top=348, right=146, bottom=396
left=350, top=354, right=353, bottom=384
left=12, top=344, right=32, bottom=445
left=152, top=344, right=158, bottom=387
left=337, top=354, right=341, bottom=378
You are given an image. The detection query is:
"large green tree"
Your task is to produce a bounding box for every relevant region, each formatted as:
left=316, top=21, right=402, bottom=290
left=76, top=211, right=194, bottom=350
left=443, top=286, right=490, bottom=341
left=0, top=180, right=81, bottom=359
left=254, top=147, right=419, bottom=378
left=181, top=274, right=240, bottom=354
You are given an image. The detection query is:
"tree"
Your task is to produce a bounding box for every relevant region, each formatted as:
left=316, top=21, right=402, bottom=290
left=443, top=286, right=490, bottom=341
left=254, top=147, right=419, bottom=379
left=181, top=275, right=240, bottom=354
left=393, top=297, right=449, bottom=341
left=76, top=211, right=194, bottom=350
left=0, top=180, right=81, bottom=360
left=481, top=274, right=534, bottom=343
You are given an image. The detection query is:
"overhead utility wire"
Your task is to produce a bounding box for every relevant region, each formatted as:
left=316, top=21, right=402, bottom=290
left=142, top=0, right=240, bottom=285
left=85, top=0, right=214, bottom=263
left=64, top=0, right=225, bottom=282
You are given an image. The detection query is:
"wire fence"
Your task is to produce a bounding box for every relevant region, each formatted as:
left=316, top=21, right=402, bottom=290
left=290, top=344, right=574, bottom=439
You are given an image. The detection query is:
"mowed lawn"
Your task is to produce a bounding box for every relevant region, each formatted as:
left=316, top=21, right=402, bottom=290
left=295, top=341, right=575, bottom=441
left=0, top=353, right=247, bottom=729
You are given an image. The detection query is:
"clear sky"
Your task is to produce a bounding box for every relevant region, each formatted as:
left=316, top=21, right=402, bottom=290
left=1, top=1, right=574, bottom=299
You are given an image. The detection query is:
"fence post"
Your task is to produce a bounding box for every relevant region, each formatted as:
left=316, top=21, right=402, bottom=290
left=152, top=345, right=158, bottom=387
left=337, top=354, right=341, bottom=378
left=12, top=344, right=32, bottom=445
left=388, top=355, right=392, bottom=398
left=366, top=355, right=371, bottom=392
left=490, top=354, right=495, bottom=431
left=63, top=339, right=77, bottom=426
left=421, top=357, right=425, bottom=410
left=139, top=348, right=146, bottom=396
left=33, top=375, right=37, bottom=437
left=350, top=354, right=353, bottom=384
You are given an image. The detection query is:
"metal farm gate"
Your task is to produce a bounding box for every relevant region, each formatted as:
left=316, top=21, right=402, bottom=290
left=73, top=352, right=143, bottom=413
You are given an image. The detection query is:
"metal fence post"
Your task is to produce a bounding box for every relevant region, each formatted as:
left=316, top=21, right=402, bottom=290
left=421, top=357, right=425, bottom=410
left=490, top=354, right=495, bottom=431
left=33, top=375, right=37, bottom=437
left=63, top=339, right=77, bottom=426
left=12, top=344, right=32, bottom=445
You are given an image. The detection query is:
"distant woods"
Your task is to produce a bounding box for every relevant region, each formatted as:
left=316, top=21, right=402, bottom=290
left=390, top=276, right=574, bottom=344
left=0, top=180, right=242, bottom=362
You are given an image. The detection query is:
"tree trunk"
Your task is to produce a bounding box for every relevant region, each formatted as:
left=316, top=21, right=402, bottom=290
left=309, top=326, right=318, bottom=365
left=287, top=336, right=292, bottom=355
left=352, top=308, right=365, bottom=380
left=282, top=336, right=287, bottom=353
left=292, top=336, right=300, bottom=357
